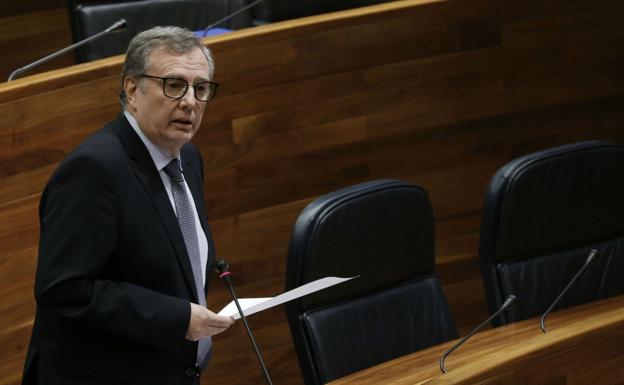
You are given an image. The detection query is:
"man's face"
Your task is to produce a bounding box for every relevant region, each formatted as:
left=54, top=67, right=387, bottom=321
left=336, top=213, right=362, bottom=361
left=125, top=45, right=211, bottom=155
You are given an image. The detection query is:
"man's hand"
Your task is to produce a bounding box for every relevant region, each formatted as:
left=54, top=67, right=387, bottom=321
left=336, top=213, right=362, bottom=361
left=186, top=303, right=235, bottom=341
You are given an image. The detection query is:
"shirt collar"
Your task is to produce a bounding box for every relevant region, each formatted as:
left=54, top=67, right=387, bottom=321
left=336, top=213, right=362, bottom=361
left=124, top=110, right=182, bottom=172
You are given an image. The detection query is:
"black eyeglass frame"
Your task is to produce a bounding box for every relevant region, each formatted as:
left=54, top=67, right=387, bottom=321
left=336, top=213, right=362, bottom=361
left=139, top=74, right=219, bottom=102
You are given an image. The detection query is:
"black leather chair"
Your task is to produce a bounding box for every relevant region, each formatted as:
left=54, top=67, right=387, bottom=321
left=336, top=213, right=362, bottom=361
left=67, top=0, right=138, bottom=55
left=479, top=140, right=624, bottom=326
left=286, top=179, right=457, bottom=385
left=70, top=0, right=253, bottom=63
left=251, top=0, right=396, bottom=25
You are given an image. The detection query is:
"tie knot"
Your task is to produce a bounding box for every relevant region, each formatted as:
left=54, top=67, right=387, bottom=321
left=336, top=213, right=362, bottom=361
left=163, top=159, right=183, bottom=183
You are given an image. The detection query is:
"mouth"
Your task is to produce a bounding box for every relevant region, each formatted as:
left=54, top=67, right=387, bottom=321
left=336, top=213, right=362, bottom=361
left=172, top=118, right=193, bottom=129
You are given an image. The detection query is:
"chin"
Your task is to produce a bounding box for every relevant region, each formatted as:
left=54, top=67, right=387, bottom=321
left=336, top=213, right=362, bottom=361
left=171, top=133, right=194, bottom=147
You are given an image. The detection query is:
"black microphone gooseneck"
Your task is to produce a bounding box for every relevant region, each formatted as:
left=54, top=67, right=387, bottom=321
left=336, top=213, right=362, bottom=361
left=215, top=258, right=273, bottom=385
left=439, top=294, right=517, bottom=374
left=7, top=18, right=127, bottom=81
left=199, top=0, right=265, bottom=36
left=540, top=248, right=599, bottom=333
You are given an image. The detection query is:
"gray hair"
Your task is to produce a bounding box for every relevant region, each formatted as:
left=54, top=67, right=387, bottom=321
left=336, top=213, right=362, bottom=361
left=119, top=26, right=215, bottom=108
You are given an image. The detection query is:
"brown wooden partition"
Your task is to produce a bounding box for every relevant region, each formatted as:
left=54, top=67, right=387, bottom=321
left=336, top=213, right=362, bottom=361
left=0, top=0, right=74, bottom=81
left=1, top=0, right=624, bottom=384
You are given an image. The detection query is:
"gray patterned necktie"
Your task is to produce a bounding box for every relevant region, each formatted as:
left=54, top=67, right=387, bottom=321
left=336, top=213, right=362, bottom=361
left=163, top=159, right=212, bottom=367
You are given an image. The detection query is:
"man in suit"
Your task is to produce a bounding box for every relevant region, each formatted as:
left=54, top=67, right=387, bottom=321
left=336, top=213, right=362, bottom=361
left=22, top=26, right=234, bottom=385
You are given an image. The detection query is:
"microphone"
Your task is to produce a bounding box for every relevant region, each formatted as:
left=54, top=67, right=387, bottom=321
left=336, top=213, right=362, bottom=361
left=540, top=248, right=599, bottom=333
left=439, top=294, right=517, bottom=374
left=198, top=0, right=265, bottom=37
left=8, top=18, right=127, bottom=81
left=215, top=258, right=273, bottom=385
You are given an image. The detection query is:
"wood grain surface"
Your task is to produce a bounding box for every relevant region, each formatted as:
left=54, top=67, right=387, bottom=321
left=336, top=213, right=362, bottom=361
left=0, top=0, right=74, bottom=82
left=1, top=0, right=623, bottom=384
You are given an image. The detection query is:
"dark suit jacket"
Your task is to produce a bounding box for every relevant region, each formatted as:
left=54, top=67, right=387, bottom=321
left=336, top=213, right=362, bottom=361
left=22, top=114, right=216, bottom=385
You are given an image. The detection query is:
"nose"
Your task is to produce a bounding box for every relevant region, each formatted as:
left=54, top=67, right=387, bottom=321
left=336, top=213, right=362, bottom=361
left=179, top=85, right=197, bottom=109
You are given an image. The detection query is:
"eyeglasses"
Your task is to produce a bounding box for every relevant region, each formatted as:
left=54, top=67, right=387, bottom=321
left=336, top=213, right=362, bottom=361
left=140, top=74, right=218, bottom=102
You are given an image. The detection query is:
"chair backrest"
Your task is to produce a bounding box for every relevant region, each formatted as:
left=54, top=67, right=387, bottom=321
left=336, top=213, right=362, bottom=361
left=71, top=0, right=253, bottom=63
left=286, top=179, right=457, bottom=385
left=67, top=0, right=138, bottom=55
left=479, top=140, right=624, bottom=326
left=250, top=0, right=396, bottom=25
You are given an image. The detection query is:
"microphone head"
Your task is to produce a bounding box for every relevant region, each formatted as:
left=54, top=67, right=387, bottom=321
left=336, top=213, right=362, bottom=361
left=113, top=18, right=128, bottom=31
left=504, top=294, right=518, bottom=307
left=215, top=258, right=229, bottom=275
left=586, top=249, right=600, bottom=264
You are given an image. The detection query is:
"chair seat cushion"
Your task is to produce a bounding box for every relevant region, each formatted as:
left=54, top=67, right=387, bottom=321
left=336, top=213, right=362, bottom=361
left=303, top=276, right=456, bottom=382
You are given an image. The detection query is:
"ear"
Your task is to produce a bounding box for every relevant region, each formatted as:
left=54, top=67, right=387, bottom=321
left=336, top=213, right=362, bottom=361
left=124, top=76, right=139, bottom=109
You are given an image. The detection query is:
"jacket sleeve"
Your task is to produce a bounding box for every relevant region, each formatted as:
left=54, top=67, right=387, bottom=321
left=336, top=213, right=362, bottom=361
left=34, top=150, right=191, bottom=354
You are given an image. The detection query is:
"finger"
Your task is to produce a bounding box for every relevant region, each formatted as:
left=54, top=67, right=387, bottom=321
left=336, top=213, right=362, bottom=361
left=206, top=314, right=235, bottom=325
left=206, top=325, right=230, bottom=336
left=206, top=320, right=233, bottom=328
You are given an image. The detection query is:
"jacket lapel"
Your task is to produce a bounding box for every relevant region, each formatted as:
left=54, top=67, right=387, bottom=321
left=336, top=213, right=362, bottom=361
left=112, top=114, right=200, bottom=303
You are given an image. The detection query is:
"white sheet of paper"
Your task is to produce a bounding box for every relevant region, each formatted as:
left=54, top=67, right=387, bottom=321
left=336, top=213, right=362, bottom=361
left=218, top=298, right=272, bottom=318
left=217, top=276, right=356, bottom=320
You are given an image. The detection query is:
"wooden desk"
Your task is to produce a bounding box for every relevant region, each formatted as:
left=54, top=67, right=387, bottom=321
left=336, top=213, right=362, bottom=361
left=330, top=295, right=624, bottom=385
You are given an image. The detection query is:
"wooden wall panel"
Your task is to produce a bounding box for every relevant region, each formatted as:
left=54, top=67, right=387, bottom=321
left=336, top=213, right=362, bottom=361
left=0, top=0, right=66, bottom=18
left=0, top=0, right=74, bottom=82
left=0, top=0, right=623, bottom=384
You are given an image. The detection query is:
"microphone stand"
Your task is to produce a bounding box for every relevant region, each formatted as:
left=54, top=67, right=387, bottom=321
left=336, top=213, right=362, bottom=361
left=540, top=249, right=599, bottom=333
left=439, top=294, right=517, bottom=373
left=199, top=0, right=265, bottom=37
left=8, top=18, right=127, bottom=81
left=216, top=259, right=273, bottom=385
